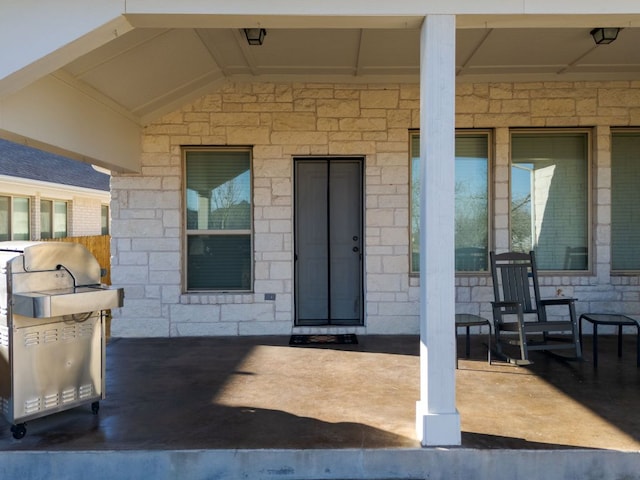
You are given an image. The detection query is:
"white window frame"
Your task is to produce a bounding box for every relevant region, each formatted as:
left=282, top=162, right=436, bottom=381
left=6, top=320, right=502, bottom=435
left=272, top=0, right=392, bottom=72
left=0, top=195, right=30, bottom=241
left=40, top=199, right=68, bottom=239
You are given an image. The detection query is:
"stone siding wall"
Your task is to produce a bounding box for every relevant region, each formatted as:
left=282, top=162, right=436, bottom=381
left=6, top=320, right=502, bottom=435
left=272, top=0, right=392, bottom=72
left=110, top=80, right=640, bottom=337
left=455, top=81, right=640, bottom=324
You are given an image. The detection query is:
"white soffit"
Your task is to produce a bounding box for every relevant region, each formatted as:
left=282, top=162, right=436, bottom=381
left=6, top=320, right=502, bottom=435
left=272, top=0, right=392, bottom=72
left=64, top=29, right=222, bottom=115
left=3, top=5, right=640, bottom=138
left=60, top=24, right=640, bottom=121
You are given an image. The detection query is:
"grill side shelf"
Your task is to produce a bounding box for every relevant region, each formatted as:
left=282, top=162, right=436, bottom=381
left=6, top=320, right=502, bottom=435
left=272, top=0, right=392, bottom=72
left=12, top=287, right=124, bottom=318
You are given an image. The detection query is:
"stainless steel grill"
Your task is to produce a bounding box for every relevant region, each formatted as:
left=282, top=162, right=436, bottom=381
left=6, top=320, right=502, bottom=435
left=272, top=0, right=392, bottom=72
left=0, top=241, right=124, bottom=439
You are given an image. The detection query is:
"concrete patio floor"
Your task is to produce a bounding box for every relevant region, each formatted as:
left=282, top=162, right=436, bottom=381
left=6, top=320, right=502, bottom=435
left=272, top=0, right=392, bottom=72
left=0, top=334, right=639, bottom=478
left=1, top=333, right=639, bottom=451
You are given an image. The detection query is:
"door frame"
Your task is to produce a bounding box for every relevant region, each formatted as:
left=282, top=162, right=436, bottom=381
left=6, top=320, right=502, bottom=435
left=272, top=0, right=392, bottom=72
left=293, top=156, right=365, bottom=327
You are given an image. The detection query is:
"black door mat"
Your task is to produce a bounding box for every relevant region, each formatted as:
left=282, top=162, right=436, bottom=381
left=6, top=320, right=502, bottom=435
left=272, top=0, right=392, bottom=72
left=289, top=334, right=358, bottom=346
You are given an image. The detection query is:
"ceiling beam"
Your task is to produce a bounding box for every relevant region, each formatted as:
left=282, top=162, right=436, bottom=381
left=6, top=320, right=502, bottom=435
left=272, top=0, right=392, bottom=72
left=355, top=30, right=365, bottom=76
left=194, top=29, right=229, bottom=77
left=457, top=29, right=493, bottom=76
left=233, top=29, right=263, bottom=76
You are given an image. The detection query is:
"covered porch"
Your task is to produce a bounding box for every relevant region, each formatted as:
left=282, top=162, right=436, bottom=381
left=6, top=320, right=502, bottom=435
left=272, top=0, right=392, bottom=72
left=0, top=335, right=638, bottom=478
left=3, top=1, right=640, bottom=456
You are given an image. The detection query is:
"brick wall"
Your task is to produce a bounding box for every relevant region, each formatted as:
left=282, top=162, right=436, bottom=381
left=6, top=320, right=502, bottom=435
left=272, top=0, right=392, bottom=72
left=110, top=80, right=640, bottom=337
left=69, top=197, right=104, bottom=237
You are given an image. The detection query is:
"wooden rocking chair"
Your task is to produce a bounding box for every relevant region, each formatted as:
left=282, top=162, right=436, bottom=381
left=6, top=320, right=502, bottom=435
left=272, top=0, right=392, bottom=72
left=490, top=251, right=582, bottom=365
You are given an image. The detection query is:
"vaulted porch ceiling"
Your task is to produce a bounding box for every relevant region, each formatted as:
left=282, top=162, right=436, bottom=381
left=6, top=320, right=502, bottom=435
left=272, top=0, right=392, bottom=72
left=61, top=24, right=640, bottom=125
left=2, top=7, right=640, bottom=171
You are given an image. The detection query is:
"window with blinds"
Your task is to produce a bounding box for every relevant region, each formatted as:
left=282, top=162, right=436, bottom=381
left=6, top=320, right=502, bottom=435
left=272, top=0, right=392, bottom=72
left=184, top=148, right=252, bottom=291
left=410, top=130, right=490, bottom=274
left=0, top=195, right=30, bottom=241
left=510, top=130, right=589, bottom=271
left=101, top=205, right=109, bottom=235
left=611, top=131, right=640, bottom=271
left=40, top=199, right=67, bottom=239
left=0, top=196, right=9, bottom=241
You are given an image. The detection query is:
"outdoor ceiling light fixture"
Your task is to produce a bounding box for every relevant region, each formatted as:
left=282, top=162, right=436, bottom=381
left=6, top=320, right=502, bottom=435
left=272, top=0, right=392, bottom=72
left=244, top=28, right=267, bottom=46
left=590, top=27, right=620, bottom=45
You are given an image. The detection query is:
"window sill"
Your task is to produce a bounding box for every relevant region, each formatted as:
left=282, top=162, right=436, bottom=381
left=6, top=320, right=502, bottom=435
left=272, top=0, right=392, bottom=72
left=180, top=292, right=255, bottom=305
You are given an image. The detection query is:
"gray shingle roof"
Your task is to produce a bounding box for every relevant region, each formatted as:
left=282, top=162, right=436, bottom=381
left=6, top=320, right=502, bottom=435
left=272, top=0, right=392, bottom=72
left=0, top=139, right=110, bottom=191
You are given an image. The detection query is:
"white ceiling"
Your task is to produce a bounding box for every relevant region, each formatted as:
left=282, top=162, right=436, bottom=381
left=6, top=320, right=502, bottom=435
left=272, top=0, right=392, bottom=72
left=58, top=26, right=640, bottom=125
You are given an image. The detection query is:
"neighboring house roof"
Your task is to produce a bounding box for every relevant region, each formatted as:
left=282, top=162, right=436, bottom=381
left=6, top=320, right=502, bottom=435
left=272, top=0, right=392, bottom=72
left=0, top=139, right=109, bottom=192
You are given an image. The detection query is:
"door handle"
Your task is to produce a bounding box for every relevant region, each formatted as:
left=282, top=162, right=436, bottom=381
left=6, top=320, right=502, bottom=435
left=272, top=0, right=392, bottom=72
left=352, top=246, right=359, bottom=252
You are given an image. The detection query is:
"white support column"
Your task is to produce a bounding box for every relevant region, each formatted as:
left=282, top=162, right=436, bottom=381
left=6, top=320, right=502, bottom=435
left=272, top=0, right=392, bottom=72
left=415, top=14, right=460, bottom=447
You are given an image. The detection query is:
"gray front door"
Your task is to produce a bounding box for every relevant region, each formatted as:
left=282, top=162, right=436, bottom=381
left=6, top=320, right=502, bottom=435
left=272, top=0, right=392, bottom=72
left=294, top=158, right=363, bottom=326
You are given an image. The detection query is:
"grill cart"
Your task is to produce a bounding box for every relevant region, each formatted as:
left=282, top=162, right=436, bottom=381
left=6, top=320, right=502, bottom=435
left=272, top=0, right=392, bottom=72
left=0, top=241, right=124, bottom=439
